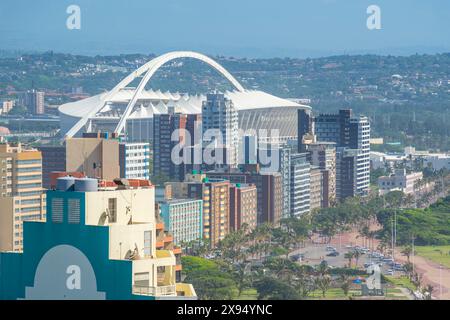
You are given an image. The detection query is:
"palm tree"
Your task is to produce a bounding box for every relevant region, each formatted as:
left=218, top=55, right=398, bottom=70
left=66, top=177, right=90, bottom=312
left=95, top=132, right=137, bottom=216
left=353, top=250, right=362, bottom=267
left=344, top=251, right=355, bottom=268
left=339, top=274, right=351, bottom=297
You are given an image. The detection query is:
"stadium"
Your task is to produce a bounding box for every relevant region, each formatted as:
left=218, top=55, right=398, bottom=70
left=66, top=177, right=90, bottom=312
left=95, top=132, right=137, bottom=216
left=59, top=51, right=311, bottom=142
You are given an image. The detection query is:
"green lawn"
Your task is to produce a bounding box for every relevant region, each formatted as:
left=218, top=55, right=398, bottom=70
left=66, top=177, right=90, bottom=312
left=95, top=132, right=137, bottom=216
left=309, top=288, right=362, bottom=299
left=385, top=276, right=416, bottom=291
left=234, top=286, right=409, bottom=300
left=415, top=246, right=450, bottom=269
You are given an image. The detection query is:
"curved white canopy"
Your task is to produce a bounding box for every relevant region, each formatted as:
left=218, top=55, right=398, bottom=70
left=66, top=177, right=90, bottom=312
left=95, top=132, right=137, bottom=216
left=65, top=51, right=245, bottom=138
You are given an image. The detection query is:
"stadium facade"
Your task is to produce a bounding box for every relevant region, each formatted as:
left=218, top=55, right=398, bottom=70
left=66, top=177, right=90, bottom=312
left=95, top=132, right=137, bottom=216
left=59, top=51, right=310, bottom=143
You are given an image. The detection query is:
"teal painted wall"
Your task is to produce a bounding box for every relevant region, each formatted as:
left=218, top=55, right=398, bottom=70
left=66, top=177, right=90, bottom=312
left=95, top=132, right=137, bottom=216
left=0, top=190, right=154, bottom=300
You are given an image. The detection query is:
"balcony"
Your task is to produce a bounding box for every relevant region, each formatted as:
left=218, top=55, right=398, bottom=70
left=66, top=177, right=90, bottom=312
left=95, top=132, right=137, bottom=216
left=132, top=284, right=176, bottom=296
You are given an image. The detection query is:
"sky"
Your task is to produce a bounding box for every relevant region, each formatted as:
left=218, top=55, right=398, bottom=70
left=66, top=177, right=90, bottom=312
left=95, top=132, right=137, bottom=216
left=0, top=0, right=449, bottom=58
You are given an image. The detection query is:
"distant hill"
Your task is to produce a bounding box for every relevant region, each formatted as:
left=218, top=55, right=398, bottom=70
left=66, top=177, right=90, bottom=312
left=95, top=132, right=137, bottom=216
left=0, top=51, right=449, bottom=151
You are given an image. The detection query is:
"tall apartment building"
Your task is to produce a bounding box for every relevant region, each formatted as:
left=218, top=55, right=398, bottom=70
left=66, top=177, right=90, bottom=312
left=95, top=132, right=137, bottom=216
left=21, top=90, right=45, bottom=115
left=298, top=109, right=315, bottom=153
left=202, top=93, right=239, bottom=168
left=159, top=198, right=203, bottom=245
left=310, top=167, right=323, bottom=211
left=258, top=144, right=291, bottom=219
left=308, top=142, right=336, bottom=207
left=290, top=153, right=311, bottom=217
left=119, top=142, right=150, bottom=180
left=37, top=145, right=66, bottom=189
left=182, top=114, right=202, bottom=175
left=153, top=111, right=187, bottom=181
left=0, top=143, right=46, bottom=252
left=207, top=164, right=283, bottom=226
left=229, top=183, right=258, bottom=232
left=336, top=147, right=359, bottom=199
left=0, top=177, right=196, bottom=299
left=66, top=133, right=120, bottom=180
left=167, top=172, right=231, bottom=247
left=242, top=135, right=258, bottom=165
left=314, top=109, right=370, bottom=199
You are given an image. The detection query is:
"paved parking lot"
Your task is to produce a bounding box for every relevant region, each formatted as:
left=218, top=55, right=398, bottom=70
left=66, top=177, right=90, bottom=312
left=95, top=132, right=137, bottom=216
left=289, top=243, right=406, bottom=277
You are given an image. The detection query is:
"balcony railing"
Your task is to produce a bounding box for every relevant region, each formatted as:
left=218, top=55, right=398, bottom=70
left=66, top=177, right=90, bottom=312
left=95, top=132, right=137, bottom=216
left=132, top=284, right=176, bottom=296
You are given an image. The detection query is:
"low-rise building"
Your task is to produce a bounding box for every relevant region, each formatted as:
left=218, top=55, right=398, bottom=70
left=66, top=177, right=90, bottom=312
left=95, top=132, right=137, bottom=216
left=378, top=169, right=423, bottom=195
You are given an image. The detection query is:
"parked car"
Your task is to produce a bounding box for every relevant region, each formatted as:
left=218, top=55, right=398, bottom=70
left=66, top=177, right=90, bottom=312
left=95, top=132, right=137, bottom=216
left=326, top=246, right=337, bottom=252
left=327, top=251, right=340, bottom=257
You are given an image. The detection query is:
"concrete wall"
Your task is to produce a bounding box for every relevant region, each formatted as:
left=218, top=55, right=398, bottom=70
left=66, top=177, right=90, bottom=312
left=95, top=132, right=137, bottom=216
left=0, top=197, right=14, bottom=252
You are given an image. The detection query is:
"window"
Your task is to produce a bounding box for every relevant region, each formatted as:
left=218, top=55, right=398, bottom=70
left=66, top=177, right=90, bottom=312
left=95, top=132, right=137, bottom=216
left=108, top=198, right=117, bottom=223
left=68, top=198, right=81, bottom=224
left=144, top=230, right=152, bottom=257
left=134, top=272, right=150, bottom=287
left=52, top=198, right=63, bottom=223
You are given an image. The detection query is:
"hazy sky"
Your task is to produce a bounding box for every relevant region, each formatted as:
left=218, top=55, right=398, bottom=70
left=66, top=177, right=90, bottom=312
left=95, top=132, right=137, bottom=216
left=0, top=0, right=449, bottom=57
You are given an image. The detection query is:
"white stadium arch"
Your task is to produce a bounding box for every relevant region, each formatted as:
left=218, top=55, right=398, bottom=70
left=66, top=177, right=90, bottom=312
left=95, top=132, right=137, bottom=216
left=61, top=50, right=310, bottom=142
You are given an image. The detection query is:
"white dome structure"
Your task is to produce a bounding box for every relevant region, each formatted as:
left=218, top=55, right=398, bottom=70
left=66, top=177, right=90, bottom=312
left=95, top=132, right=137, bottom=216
left=59, top=51, right=310, bottom=142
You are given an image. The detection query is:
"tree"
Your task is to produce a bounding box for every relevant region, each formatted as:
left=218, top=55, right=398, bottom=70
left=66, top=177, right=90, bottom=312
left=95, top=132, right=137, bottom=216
left=233, top=262, right=252, bottom=298
left=181, top=256, right=238, bottom=300
left=344, top=251, right=355, bottom=268
left=353, top=250, right=362, bottom=267
left=339, top=274, right=351, bottom=297
left=315, top=276, right=332, bottom=298
left=254, top=277, right=299, bottom=300
left=401, top=245, right=413, bottom=264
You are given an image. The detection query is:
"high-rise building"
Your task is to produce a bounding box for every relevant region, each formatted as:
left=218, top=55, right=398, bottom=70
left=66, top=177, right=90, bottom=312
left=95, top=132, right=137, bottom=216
left=202, top=93, right=239, bottom=168
left=119, top=142, right=150, bottom=180
left=258, top=144, right=291, bottom=219
left=37, top=146, right=66, bottom=189
left=66, top=134, right=120, bottom=180
left=297, top=109, right=315, bottom=153
left=207, top=165, right=283, bottom=226
left=314, top=109, right=370, bottom=198
left=167, top=172, right=231, bottom=247
left=229, top=183, right=257, bottom=232
left=336, top=147, right=359, bottom=199
left=0, top=143, right=46, bottom=252
left=242, top=135, right=258, bottom=165
left=0, top=177, right=197, bottom=299
left=159, top=199, right=203, bottom=245
left=21, top=90, right=45, bottom=115
left=310, top=167, right=323, bottom=211
left=153, top=111, right=187, bottom=181
left=290, top=153, right=311, bottom=217
left=183, top=114, right=203, bottom=175
left=307, top=142, right=336, bottom=207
